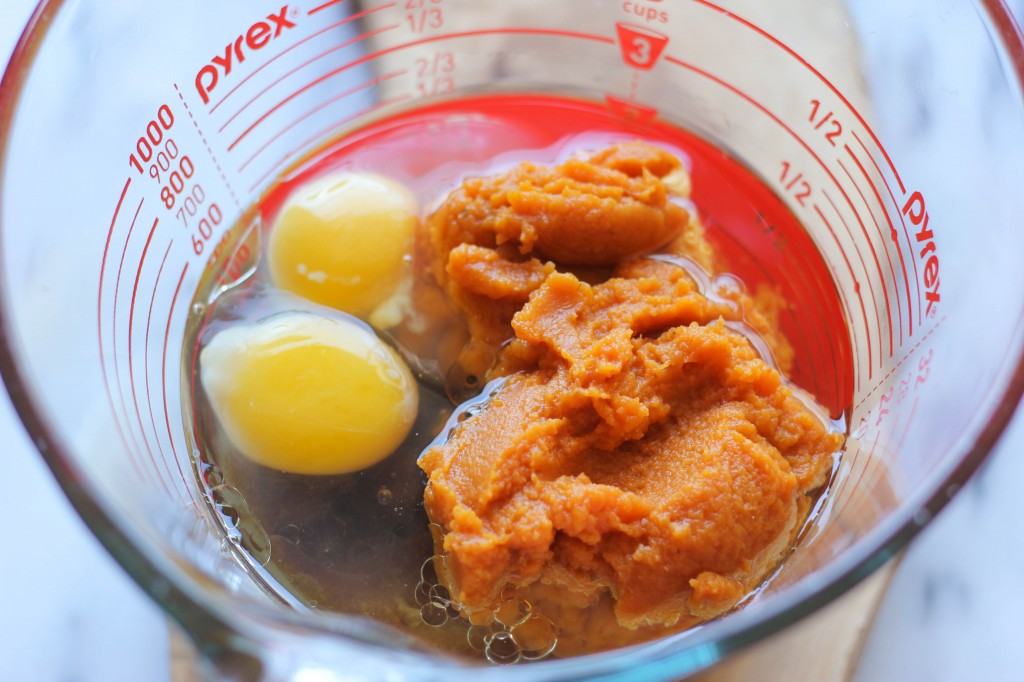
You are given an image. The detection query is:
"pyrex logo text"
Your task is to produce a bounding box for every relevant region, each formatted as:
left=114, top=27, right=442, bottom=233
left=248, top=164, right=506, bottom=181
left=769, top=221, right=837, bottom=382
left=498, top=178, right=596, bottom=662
left=195, top=6, right=296, bottom=105
left=901, top=191, right=941, bottom=317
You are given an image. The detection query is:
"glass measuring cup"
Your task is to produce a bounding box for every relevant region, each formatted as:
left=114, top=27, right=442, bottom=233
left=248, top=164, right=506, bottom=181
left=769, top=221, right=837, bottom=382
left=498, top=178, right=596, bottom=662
left=2, top=0, right=1024, bottom=679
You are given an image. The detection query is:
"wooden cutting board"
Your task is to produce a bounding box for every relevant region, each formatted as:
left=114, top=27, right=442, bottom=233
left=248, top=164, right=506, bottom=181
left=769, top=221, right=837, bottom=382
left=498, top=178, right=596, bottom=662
left=170, top=560, right=897, bottom=681
left=690, top=561, right=897, bottom=682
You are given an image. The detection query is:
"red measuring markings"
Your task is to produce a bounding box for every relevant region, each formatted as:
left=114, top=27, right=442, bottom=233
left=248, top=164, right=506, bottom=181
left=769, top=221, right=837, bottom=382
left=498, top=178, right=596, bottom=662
left=107, top=100, right=200, bottom=496
left=615, top=23, right=669, bottom=70
left=851, top=131, right=925, bottom=328
left=850, top=348, right=933, bottom=452
left=692, top=0, right=939, bottom=330
left=691, top=0, right=905, bottom=194
left=210, top=224, right=255, bottom=289
left=813, top=202, right=870, bottom=389
left=808, top=99, right=844, bottom=146
left=223, top=26, right=610, bottom=143
left=162, top=263, right=190, bottom=479
left=210, top=3, right=396, bottom=115
left=112, top=202, right=178, bottom=499
left=221, top=24, right=399, bottom=143
left=112, top=199, right=160, bottom=485
left=836, top=157, right=903, bottom=353
left=105, top=90, right=242, bottom=500
left=662, top=52, right=895, bottom=369
left=844, top=146, right=916, bottom=339
left=405, top=0, right=444, bottom=34
left=227, top=59, right=398, bottom=154
left=308, top=0, right=347, bottom=14
left=238, top=71, right=406, bottom=173
left=127, top=217, right=169, bottom=493
left=238, top=27, right=615, bottom=189
left=822, top=189, right=884, bottom=374
left=246, top=94, right=410, bottom=194
left=98, top=180, right=147, bottom=484
left=144, top=242, right=198, bottom=508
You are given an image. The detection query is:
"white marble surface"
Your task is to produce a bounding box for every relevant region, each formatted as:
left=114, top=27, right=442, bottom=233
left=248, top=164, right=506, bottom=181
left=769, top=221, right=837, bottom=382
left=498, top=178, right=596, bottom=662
left=854, top=403, right=1024, bottom=681
left=2, top=1, right=1024, bottom=681
left=0, top=10, right=168, bottom=682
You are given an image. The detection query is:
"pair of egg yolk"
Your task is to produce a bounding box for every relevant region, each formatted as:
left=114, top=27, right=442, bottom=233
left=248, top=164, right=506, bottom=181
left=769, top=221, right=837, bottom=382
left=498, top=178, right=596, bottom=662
left=200, top=173, right=420, bottom=475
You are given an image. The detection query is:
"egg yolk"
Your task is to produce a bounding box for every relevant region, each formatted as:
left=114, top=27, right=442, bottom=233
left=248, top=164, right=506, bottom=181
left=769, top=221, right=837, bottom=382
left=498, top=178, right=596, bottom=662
left=268, top=172, right=417, bottom=316
left=199, top=312, right=418, bottom=475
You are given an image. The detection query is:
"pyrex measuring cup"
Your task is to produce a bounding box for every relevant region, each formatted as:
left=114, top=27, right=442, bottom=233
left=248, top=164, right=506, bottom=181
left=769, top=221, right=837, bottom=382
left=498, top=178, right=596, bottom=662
left=2, top=0, right=1024, bottom=679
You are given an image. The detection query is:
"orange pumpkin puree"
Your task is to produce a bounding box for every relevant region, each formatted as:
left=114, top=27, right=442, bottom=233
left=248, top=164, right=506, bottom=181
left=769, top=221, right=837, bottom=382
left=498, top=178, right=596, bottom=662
left=417, top=141, right=842, bottom=652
